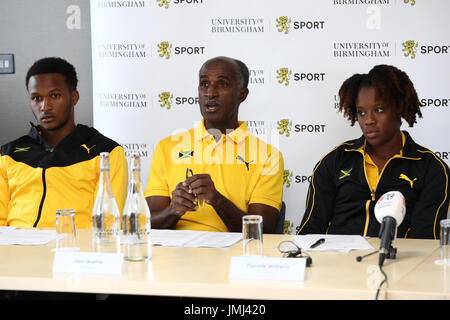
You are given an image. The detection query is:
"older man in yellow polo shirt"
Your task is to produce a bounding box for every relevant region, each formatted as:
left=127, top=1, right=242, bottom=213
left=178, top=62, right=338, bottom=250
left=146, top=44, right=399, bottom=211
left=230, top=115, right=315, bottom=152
left=145, top=56, right=284, bottom=233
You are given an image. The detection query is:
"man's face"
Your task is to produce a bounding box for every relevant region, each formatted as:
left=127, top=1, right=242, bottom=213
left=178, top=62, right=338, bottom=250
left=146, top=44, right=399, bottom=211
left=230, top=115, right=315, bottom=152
left=356, top=86, right=401, bottom=149
left=28, top=73, right=78, bottom=133
left=198, top=58, right=248, bottom=131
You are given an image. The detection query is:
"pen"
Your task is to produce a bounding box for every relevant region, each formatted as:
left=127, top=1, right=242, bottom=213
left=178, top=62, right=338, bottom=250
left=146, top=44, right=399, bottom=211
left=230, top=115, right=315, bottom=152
left=310, top=238, right=325, bottom=249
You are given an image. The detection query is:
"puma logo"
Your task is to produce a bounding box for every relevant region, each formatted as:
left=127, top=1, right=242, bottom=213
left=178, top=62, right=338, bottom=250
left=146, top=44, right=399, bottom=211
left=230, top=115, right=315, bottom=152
left=81, top=144, right=96, bottom=154
left=237, top=155, right=254, bottom=171
left=399, top=173, right=417, bottom=189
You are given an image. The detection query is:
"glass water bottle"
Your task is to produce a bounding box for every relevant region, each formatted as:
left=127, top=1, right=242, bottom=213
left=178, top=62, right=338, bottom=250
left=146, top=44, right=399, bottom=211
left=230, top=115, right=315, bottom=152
left=122, top=154, right=151, bottom=261
left=92, top=152, right=121, bottom=253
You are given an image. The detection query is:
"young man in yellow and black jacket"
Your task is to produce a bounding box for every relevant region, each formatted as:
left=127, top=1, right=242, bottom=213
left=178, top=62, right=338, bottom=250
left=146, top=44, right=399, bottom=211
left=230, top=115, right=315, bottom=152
left=0, top=57, right=127, bottom=229
left=298, top=65, right=449, bottom=240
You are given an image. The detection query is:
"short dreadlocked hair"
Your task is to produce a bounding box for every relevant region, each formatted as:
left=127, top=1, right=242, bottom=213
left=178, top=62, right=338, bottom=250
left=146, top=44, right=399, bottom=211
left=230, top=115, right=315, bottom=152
left=338, top=64, right=422, bottom=127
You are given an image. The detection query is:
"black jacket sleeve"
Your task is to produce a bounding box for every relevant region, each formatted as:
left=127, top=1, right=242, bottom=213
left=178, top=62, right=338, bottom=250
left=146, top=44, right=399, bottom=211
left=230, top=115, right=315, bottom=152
left=408, top=152, right=450, bottom=239
left=297, top=151, right=337, bottom=235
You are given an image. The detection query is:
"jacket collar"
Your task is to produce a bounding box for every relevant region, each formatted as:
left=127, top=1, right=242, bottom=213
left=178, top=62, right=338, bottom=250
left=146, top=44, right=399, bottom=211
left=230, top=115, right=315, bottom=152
left=28, top=123, right=98, bottom=151
left=345, top=130, right=422, bottom=159
left=28, top=122, right=52, bottom=150
left=194, top=119, right=249, bottom=145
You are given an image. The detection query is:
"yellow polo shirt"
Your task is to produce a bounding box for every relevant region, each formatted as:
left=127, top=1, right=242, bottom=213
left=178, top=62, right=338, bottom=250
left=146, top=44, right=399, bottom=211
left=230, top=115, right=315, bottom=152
left=144, top=120, right=284, bottom=232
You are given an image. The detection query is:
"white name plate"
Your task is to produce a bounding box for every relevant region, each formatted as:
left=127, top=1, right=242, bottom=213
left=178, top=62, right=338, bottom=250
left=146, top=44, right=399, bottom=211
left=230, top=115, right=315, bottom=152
left=53, top=251, right=124, bottom=275
left=229, top=256, right=306, bottom=281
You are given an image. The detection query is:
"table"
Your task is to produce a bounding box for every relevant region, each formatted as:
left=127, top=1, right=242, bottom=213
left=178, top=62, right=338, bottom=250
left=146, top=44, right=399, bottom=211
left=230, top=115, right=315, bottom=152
left=387, top=243, right=450, bottom=299
left=0, top=229, right=446, bottom=300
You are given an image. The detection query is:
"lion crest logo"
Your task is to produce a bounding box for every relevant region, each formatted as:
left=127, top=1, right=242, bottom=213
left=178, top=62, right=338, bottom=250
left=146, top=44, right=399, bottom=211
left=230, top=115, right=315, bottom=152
left=404, top=0, right=415, bottom=6
left=157, top=0, right=170, bottom=9
left=276, top=68, right=292, bottom=86
left=276, top=16, right=292, bottom=34
left=277, top=119, right=293, bottom=137
left=157, top=41, right=172, bottom=59
left=402, top=40, right=418, bottom=59
left=283, top=170, right=293, bottom=188
left=158, top=91, right=173, bottom=109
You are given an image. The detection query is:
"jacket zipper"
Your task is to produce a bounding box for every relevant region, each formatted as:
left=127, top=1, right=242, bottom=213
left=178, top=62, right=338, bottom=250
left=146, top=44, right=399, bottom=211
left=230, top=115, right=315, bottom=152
left=33, top=168, right=47, bottom=227
left=362, top=156, right=398, bottom=236
left=346, top=136, right=422, bottom=237
left=361, top=154, right=373, bottom=237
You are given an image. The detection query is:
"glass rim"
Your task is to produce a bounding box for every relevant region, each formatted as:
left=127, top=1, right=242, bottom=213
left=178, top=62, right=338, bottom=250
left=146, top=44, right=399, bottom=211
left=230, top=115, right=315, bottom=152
left=242, top=215, right=263, bottom=222
left=56, top=209, right=75, bottom=216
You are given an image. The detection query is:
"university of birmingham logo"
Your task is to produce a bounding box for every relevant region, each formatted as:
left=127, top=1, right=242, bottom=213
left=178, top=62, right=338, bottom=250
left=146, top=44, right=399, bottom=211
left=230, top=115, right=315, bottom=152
left=158, top=91, right=173, bottom=109
left=157, top=41, right=172, bottom=59
left=277, top=119, right=292, bottom=137
left=276, top=16, right=291, bottom=34
left=283, top=170, right=293, bottom=188
left=283, top=220, right=293, bottom=234
left=402, top=40, right=418, bottom=59
left=404, top=0, right=415, bottom=6
left=157, top=0, right=170, bottom=9
left=276, top=68, right=292, bottom=86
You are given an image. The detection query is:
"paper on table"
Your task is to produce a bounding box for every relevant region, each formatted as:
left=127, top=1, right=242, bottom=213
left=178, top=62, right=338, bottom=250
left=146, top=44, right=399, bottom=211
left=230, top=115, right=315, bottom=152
left=150, top=229, right=242, bottom=248
left=0, top=228, right=61, bottom=246
left=293, top=234, right=373, bottom=253
left=149, top=230, right=198, bottom=247
left=0, top=226, right=19, bottom=232
left=185, top=231, right=243, bottom=248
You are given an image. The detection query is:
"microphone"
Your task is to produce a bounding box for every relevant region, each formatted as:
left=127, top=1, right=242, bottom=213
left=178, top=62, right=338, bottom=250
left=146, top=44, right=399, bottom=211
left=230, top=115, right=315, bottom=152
left=374, top=191, right=406, bottom=267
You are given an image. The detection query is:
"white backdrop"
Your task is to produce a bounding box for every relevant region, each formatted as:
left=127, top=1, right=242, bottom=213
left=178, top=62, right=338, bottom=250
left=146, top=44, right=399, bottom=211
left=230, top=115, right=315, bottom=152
left=91, top=0, right=450, bottom=234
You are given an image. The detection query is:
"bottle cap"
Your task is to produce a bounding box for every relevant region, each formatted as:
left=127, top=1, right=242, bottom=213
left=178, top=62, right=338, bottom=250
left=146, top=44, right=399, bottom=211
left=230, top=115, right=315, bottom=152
left=99, top=152, right=110, bottom=170
left=130, top=153, right=141, bottom=170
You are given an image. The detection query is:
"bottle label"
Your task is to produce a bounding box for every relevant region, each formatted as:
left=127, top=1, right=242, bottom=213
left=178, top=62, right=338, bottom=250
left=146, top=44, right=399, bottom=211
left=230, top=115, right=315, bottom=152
left=122, top=230, right=150, bottom=245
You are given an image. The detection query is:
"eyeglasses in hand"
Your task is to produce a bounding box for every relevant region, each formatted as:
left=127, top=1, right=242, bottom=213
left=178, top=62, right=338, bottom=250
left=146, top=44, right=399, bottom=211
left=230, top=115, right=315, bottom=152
left=186, top=168, right=205, bottom=208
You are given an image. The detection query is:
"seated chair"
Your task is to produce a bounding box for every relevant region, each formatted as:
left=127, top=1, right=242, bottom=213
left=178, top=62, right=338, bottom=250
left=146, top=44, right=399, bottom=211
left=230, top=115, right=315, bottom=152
left=273, top=201, right=286, bottom=234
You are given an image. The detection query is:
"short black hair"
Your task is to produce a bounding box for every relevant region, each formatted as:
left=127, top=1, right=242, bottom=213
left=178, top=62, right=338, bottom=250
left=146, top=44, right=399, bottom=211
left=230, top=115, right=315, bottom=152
left=25, top=57, right=78, bottom=91
left=200, top=56, right=249, bottom=89
left=233, top=58, right=249, bottom=89
left=338, top=64, right=422, bottom=127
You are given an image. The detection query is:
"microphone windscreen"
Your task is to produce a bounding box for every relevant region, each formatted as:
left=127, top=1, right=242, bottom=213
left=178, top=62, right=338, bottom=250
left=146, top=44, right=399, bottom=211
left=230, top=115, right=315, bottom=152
left=374, top=191, right=406, bottom=226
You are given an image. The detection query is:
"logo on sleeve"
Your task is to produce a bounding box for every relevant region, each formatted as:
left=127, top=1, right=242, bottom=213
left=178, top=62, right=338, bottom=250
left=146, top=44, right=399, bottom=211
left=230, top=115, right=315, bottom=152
left=338, top=168, right=352, bottom=180
left=13, top=147, right=30, bottom=153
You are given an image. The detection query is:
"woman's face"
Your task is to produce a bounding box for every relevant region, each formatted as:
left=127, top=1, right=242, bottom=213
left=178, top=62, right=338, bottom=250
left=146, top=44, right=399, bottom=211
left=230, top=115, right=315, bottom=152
left=356, top=86, right=402, bottom=150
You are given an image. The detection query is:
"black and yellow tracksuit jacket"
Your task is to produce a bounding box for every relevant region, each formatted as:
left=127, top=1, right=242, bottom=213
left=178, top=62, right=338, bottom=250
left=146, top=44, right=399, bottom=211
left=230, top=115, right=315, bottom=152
left=0, top=124, right=128, bottom=229
left=298, top=131, right=449, bottom=239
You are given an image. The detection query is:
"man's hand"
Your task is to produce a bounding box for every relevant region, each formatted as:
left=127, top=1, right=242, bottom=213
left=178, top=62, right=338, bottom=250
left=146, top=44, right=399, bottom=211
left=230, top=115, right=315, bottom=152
left=148, top=173, right=279, bottom=232
left=185, top=174, right=220, bottom=207
left=170, top=181, right=198, bottom=216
